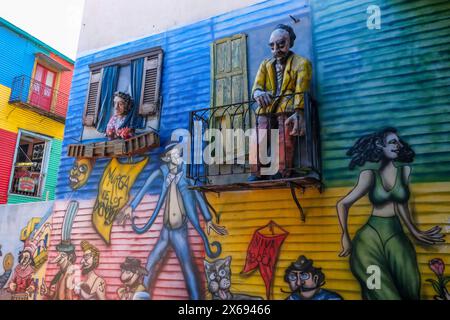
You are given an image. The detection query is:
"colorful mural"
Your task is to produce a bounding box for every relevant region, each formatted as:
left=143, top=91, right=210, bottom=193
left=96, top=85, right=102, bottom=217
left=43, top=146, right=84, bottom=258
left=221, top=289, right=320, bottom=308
left=337, top=127, right=446, bottom=300
left=0, top=0, right=448, bottom=302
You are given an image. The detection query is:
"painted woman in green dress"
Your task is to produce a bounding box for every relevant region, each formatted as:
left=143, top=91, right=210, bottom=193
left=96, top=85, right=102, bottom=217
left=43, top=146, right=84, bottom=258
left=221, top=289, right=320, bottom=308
left=336, top=127, right=445, bottom=300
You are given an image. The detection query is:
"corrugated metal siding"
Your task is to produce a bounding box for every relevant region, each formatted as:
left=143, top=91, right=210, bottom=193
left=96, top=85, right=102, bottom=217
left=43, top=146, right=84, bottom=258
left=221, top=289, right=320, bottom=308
left=207, top=182, right=450, bottom=300
left=0, top=84, right=65, bottom=138
left=0, top=23, right=50, bottom=88
left=0, top=128, right=17, bottom=204
left=310, top=0, right=450, bottom=187
left=44, top=198, right=206, bottom=300
left=50, top=53, right=74, bottom=117
left=56, top=0, right=312, bottom=199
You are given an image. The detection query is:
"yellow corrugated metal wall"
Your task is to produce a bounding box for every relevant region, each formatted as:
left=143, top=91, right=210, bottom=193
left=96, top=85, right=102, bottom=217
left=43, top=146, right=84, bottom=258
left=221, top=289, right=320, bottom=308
left=206, top=182, right=450, bottom=300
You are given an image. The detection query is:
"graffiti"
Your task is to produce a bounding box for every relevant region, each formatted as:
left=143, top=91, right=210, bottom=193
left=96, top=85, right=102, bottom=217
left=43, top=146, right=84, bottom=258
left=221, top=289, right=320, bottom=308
left=69, top=158, right=95, bottom=190
left=204, top=256, right=262, bottom=300
left=283, top=255, right=342, bottom=300
left=117, top=257, right=150, bottom=300
left=336, top=127, right=446, bottom=300
left=75, top=241, right=106, bottom=300
left=40, top=201, right=79, bottom=300
left=118, top=143, right=228, bottom=299
left=93, top=157, right=148, bottom=244
left=427, top=258, right=450, bottom=300
left=241, top=220, right=288, bottom=299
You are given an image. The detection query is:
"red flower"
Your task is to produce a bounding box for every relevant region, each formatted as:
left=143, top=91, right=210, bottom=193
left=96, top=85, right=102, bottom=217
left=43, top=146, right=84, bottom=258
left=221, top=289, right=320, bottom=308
left=117, top=127, right=134, bottom=140
left=429, top=258, right=445, bottom=277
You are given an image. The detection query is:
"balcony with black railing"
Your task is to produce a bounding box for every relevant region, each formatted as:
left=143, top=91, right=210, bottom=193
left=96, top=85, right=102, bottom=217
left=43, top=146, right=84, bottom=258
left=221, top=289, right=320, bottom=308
left=9, top=75, right=69, bottom=123
left=187, top=92, right=322, bottom=221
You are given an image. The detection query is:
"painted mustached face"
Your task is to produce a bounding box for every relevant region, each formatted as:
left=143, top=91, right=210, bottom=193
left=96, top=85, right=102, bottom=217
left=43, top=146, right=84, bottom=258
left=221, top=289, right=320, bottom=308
left=287, top=270, right=318, bottom=292
left=19, top=251, right=32, bottom=267
left=120, top=269, right=139, bottom=285
left=269, top=29, right=291, bottom=60
left=81, top=250, right=94, bottom=270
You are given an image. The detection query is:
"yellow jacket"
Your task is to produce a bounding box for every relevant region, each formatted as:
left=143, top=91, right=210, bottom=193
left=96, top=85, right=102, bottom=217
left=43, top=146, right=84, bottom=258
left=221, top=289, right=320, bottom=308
left=252, top=52, right=312, bottom=114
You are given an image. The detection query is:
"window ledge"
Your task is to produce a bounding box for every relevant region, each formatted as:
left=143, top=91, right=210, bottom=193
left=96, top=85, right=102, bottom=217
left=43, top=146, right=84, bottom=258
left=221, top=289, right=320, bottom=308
left=188, top=175, right=322, bottom=193
left=67, top=131, right=160, bottom=158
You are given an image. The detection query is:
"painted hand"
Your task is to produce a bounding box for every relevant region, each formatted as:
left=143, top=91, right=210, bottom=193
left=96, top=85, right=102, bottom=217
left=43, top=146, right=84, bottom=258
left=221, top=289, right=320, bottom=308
left=339, top=234, right=352, bottom=257
left=40, top=282, right=48, bottom=296
left=206, top=221, right=228, bottom=236
left=117, top=205, right=133, bottom=226
left=412, top=225, right=445, bottom=245
left=285, top=112, right=305, bottom=136
left=9, top=282, right=16, bottom=292
left=254, top=91, right=273, bottom=109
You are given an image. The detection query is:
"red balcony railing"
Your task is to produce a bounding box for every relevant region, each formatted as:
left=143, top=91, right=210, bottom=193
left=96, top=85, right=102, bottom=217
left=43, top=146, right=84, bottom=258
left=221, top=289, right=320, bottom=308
left=9, top=75, right=69, bottom=122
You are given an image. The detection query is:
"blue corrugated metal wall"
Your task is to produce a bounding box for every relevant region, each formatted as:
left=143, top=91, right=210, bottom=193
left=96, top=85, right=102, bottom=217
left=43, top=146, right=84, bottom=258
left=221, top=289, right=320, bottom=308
left=0, top=24, right=51, bottom=87
left=56, top=0, right=313, bottom=199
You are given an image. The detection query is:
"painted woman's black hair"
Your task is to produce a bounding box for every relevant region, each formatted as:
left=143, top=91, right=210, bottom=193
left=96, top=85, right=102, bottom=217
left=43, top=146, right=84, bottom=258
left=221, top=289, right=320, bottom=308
left=347, top=127, right=415, bottom=170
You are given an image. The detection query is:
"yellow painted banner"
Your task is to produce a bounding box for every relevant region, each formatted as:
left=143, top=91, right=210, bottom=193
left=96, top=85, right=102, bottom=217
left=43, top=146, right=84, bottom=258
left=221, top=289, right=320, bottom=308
left=92, top=157, right=149, bottom=244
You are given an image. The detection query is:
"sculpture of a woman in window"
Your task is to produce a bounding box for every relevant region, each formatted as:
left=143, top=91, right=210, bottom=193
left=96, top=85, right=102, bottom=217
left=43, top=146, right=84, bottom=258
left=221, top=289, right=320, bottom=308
left=106, top=92, right=134, bottom=140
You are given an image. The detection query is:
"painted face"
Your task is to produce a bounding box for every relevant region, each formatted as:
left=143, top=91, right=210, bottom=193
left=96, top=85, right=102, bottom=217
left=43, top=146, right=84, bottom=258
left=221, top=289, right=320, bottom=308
left=52, top=252, right=70, bottom=270
left=69, top=158, right=94, bottom=190
left=81, top=249, right=94, bottom=271
left=269, top=29, right=291, bottom=60
left=287, top=271, right=316, bottom=292
left=114, top=96, right=128, bottom=116
left=120, top=269, right=139, bottom=285
left=167, top=148, right=183, bottom=166
left=19, top=251, right=32, bottom=267
left=382, top=133, right=403, bottom=160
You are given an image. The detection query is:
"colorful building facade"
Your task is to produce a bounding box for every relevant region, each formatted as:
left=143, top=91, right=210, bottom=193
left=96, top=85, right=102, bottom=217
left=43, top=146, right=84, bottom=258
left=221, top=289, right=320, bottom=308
left=0, top=0, right=449, bottom=301
left=0, top=18, right=74, bottom=205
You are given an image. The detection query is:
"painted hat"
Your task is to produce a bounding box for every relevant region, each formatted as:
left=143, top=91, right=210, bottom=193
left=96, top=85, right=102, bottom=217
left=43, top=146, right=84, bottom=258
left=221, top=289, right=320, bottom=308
left=56, top=240, right=75, bottom=253
left=80, top=240, right=99, bottom=255
left=120, top=257, right=148, bottom=276
left=290, top=255, right=313, bottom=272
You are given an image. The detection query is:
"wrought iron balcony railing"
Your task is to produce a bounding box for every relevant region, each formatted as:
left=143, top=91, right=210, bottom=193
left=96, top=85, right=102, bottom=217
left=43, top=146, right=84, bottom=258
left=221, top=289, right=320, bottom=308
left=9, top=75, right=69, bottom=123
left=187, top=92, right=322, bottom=189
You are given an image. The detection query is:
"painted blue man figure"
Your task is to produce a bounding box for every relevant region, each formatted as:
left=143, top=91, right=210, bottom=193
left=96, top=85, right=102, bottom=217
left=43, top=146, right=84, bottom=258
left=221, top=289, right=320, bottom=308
left=118, top=143, right=228, bottom=300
